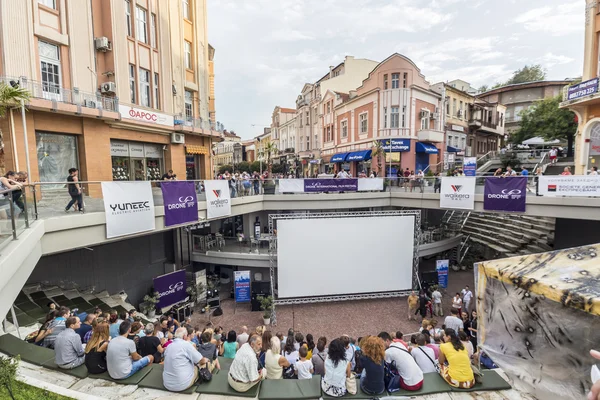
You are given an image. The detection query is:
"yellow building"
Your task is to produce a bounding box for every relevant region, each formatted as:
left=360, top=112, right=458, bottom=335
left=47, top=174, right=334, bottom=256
left=208, top=44, right=216, bottom=125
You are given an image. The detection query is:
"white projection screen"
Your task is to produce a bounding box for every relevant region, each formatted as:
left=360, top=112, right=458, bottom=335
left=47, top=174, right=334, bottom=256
left=276, top=216, right=415, bottom=298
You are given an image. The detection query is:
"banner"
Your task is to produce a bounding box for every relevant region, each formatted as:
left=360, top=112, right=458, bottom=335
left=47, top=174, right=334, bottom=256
left=436, top=260, right=449, bottom=289
left=567, top=78, right=598, bottom=101
left=161, top=181, right=198, bottom=226
left=484, top=177, right=527, bottom=212
left=278, top=179, right=305, bottom=193
left=154, top=270, right=187, bottom=309
left=440, top=177, right=475, bottom=210
left=204, top=180, right=231, bottom=219
left=538, top=175, right=600, bottom=197
left=463, top=157, right=477, bottom=177
left=280, top=178, right=383, bottom=192
left=101, top=181, right=155, bottom=238
left=357, top=178, right=384, bottom=191
left=304, top=178, right=358, bottom=192
left=234, top=271, right=251, bottom=303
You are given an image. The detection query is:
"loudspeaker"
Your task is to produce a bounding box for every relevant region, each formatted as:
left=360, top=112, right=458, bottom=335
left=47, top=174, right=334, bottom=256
left=213, top=307, right=223, bottom=316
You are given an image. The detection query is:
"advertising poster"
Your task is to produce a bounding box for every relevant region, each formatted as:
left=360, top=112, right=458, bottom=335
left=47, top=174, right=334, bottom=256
left=154, top=270, right=187, bottom=309
left=463, top=157, right=477, bottom=177
left=234, top=271, right=251, bottom=303
left=204, top=180, right=232, bottom=219
left=436, top=260, right=449, bottom=289
left=101, top=181, right=155, bottom=238
left=161, top=181, right=198, bottom=226
left=440, top=177, right=475, bottom=210
left=538, top=176, right=600, bottom=197
left=484, top=177, right=527, bottom=212
left=304, top=179, right=358, bottom=192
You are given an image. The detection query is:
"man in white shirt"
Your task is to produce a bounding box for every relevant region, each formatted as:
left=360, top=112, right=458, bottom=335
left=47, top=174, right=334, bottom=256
left=411, top=334, right=437, bottom=374
left=443, top=308, right=464, bottom=333
left=462, top=285, right=473, bottom=312
left=590, top=167, right=598, bottom=175
left=431, top=288, right=443, bottom=317
left=229, top=335, right=265, bottom=392
left=163, top=327, right=207, bottom=392
left=378, top=332, right=423, bottom=391
left=107, top=320, right=153, bottom=380
left=236, top=326, right=249, bottom=346
left=336, top=169, right=349, bottom=179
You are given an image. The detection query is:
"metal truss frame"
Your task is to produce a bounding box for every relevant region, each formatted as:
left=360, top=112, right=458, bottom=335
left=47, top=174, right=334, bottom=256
left=268, top=210, right=421, bottom=326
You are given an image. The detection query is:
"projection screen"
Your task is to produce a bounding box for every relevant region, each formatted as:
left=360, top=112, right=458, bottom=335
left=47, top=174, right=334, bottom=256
left=276, top=215, right=415, bottom=298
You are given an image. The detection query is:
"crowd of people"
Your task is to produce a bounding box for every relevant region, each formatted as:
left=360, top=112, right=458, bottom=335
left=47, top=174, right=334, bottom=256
left=0, top=170, right=28, bottom=216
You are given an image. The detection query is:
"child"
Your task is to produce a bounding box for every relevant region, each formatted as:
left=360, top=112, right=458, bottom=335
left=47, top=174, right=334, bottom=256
left=295, top=346, right=314, bottom=380
left=162, top=332, right=174, bottom=348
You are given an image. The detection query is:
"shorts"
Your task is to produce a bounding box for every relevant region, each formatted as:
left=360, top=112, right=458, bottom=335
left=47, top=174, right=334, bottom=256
left=125, top=356, right=151, bottom=378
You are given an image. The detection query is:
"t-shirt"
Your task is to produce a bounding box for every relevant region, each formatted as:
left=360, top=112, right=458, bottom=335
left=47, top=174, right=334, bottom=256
left=452, top=297, right=462, bottom=309
left=440, top=342, right=474, bottom=382
left=109, top=321, right=122, bottom=339
left=359, top=355, right=385, bottom=394
left=312, top=350, right=327, bottom=376
left=138, top=336, right=161, bottom=359
left=444, top=316, right=464, bottom=333
left=411, top=346, right=437, bottom=374
left=199, top=342, right=217, bottom=361
left=223, top=341, right=237, bottom=359
left=521, top=169, right=529, bottom=176
left=432, top=291, right=442, bottom=304
left=106, top=336, right=137, bottom=379
left=163, top=338, right=202, bottom=392
left=463, top=291, right=473, bottom=303
left=75, top=323, right=93, bottom=343
left=295, top=359, right=314, bottom=379
left=407, top=295, right=418, bottom=308
left=161, top=173, right=174, bottom=180
left=284, top=350, right=299, bottom=366
left=384, top=343, right=423, bottom=387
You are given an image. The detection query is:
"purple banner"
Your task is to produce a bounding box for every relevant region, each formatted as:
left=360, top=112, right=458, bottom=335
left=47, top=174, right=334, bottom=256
left=484, top=177, right=527, bottom=212
left=304, top=178, right=358, bottom=192
left=154, top=270, right=187, bottom=309
left=161, top=181, right=198, bottom=227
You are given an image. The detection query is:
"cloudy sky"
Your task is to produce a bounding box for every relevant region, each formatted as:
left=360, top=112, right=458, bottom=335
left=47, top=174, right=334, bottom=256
left=207, top=0, right=584, bottom=139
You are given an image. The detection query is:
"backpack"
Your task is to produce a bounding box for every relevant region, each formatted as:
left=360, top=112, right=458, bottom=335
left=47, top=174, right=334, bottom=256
left=352, top=347, right=364, bottom=374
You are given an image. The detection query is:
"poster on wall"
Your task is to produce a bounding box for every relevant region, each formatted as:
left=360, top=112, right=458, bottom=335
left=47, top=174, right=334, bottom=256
left=234, top=271, right=251, bottom=303
left=35, top=132, right=78, bottom=189
left=154, top=270, right=187, bottom=309
left=436, top=260, right=449, bottom=289
left=484, top=177, right=527, bottom=212
left=463, top=157, right=477, bottom=176
left=440, top=177, right=475, bottom=210
left=161, top=181, right=198, bottom=226
left=538, top=176, right=600, bottom=197
left=101, top=181, right=156, bottom=238
left=194, top=269, right=207, bottom=302
left=204, top=180, right=231, bottom=219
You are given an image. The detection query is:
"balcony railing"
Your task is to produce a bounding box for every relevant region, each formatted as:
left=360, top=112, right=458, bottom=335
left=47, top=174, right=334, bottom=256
left=0, top=76, right=118, bottom=112
left=174, top=114, right=225, bottom=132
left=469, top=118, right=498, bottom=130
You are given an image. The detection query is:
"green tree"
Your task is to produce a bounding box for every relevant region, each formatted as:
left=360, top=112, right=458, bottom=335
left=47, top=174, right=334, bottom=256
left=0, top=82, right=30, bottom=117
left=0, top=355, right=19, bottom=400
left=511, top=95, right=577, bottom=156
left=236, top=161, right=251, bottom=173
left=505, top=64, right=546, bottom=85
left=271, top=163, right=285, bottom=174
left=250, top=161, right=262, bottom=173
left=478, top=85, right=489, bottom=93
left=218, top=164, right=233, bottom=174
left=259, top=141, right=278, bottom=175
left=371, top=140, right=385, bottom=174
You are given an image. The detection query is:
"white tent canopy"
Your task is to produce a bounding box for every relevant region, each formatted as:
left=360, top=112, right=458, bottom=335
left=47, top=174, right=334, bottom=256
left=522, top=136, right=561, bottom=146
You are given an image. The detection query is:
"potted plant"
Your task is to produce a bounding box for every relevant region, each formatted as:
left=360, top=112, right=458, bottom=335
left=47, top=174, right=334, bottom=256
left=142, top=291, right=160, bottom=318
left=257, top=295, right=273, bottom=325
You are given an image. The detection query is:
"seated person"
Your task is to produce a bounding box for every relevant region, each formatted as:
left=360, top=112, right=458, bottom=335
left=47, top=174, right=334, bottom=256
left=295, top=346, right=314, bottom=380
left=411, top=334, right=438, bottom=373
left=311, top=337, right=328, bottom=376
left=265, top=336, right=290, bottom=379
left=393, top=331, right=409, bottom=349
left=321, top=338, right=352, bottom=397
left=75, top=313, right=96, bottom=343
left=438, top=328, right=475, bottom=389
left=43, top=307, right=70, bottom=349
left=138, top=323, right=164, bottom=363
left=33, top=311, right=57, bottom=346
left=198, top=331, right=221, bottom=371
left=421, top=330, right=440, bottom=359
left=378, top=332, right=423, bottom=391
left=85, top=322, right=110, bottom=374
left=228, top=334, right=265, bottom=392
left=223, top=330, right=239, bottom=358
left=106, top=320, right=153, bottom=379
left=163, top=327, right=207, bottom=392
left=358, top=336, right=385, bottom=395
left=283, top=336, right=299, bottom=368
left=54, top=316, right=85, bottom=369
left=127, top=321, right=144, bottom=348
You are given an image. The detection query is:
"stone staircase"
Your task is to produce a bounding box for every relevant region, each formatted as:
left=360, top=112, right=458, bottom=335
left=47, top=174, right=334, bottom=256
left=462, top=213, right=555, bottom=257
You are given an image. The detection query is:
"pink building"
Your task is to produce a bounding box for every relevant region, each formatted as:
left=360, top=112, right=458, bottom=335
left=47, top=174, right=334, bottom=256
left=321, top=53, right=444, bottom=177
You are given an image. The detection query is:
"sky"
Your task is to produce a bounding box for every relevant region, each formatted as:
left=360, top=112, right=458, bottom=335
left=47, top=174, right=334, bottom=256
left=207, top=0, right=585, bottom=139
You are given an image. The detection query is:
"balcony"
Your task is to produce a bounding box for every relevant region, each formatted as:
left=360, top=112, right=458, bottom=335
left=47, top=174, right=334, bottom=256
left=417, top=129, right=444, bottom=143
left=174, top=114, right=224, bottom=137
left=469, top=118, right=500, bottom=134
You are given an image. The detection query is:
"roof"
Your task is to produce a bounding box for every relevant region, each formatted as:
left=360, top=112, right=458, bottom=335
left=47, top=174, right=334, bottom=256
left=222, top=131, right=240, bottom=138
left=478, top=80, right=574, bottom=96
left=334, top=91, right=350, bottom=103
left=279, top=107, right=296, bottom=113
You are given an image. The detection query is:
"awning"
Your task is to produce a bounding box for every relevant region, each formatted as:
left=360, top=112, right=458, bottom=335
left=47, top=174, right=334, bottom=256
left=416, top=142, right=439, bottom=154
left=446, top=146, right=461, bottom=153
left=186, top=145, right=209, bottom=155
left=330, top=153, right=349, bottom=163
left=346, top=150, right=372, bottom=162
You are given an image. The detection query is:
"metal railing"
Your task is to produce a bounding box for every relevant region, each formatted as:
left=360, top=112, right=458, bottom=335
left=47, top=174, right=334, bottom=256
left=0, top=185, right=32, bottom=250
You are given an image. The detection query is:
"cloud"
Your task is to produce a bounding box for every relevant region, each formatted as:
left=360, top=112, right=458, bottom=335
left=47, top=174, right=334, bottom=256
left=539, top=52, right=575, bottom=68
left=514, top=2, right=583, bottom=36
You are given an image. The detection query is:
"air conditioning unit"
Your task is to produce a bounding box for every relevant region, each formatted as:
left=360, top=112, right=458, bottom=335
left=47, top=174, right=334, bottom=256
left=94, top=37, right=111, bottom=52
left=432, top=112, right=439, bottom=120
left=101, top=82, right=116, bottom=95
left=171, top=132, right=185, bottom=144
left=83, top=99, right=100, bottom=109
left=419, top=110, right=430, bottom=119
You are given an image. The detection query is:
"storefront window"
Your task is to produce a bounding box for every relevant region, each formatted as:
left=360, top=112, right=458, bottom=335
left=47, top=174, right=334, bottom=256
left=186, top=155, right=197, bottom=180
left=146, top=158, right=162, bottom=180
left=112, top=157, right=131, bottom=180
left=36, top=132, right=78, bottom=189
left=110, top=140, right=163, bottom=181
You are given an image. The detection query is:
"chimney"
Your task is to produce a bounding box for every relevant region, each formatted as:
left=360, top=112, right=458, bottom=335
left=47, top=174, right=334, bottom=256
left=329, top=66, right=334, bottom=78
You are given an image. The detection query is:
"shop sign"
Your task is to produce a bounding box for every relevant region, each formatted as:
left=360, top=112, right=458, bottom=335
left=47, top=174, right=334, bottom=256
left=379, top=138, right=411, bottom=152
left=567, top=78, right=599, bottom=101
left=145, top=144, right=163, bottom=159
left=110, top=141, right=130, bottom=157
left=119, top=104, right=175, bottom=127
left=451, top=125, right=465, bottom=133
left=129, top=142, right=144, bottom=157
left=101, top=181, right=156, bottom=238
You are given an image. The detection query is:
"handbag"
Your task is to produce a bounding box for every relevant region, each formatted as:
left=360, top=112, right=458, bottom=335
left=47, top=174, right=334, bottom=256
left=417, top=347, right=440, bottom=373
left=198, top=366, right=213, bottom=384
left=282, top=365, right=296, bottom=379
left=345, top=372, right=357, bottom=395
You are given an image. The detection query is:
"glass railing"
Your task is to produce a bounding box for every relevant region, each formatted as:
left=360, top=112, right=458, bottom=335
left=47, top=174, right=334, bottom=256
left=0, top=186, right=33, bottom=250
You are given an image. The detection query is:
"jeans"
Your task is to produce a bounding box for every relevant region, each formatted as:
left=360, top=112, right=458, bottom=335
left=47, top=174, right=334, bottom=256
left=254, top=182, right=260, bottom=195
left=12, top=191, right=25, bottom=211
left=66, top=193, right=83, bottom=211
left=125, top=356, right=151, bottom=378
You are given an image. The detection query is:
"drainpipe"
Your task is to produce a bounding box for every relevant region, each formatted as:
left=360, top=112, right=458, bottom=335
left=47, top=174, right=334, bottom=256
left=21, top=100, right=31, bottom=179
left=9, top=108, right=19, bottom=171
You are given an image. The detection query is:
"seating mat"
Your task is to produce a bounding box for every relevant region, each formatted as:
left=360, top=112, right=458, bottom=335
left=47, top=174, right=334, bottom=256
left=0, top=334, right=55, bottom=366
left=389, top=372, right=451, bottom=397
left=87, top=298, right=104, bottom=307
left=15, top=300, right=43, bottom=313
left=219, top=356, right=233, bottom=369
left=323, top=378, right=386, bottom=399
left=30, top=291, right=48, bottom=300
left=41, top=359, right=90, bottom=379
left=88, top=365, right=152, bottom=384
left=451, top=370, right=511, bottom=392
left=259, top=375, right=322, bottom=400
left=196, top=368, right=261, bottom=398
left=137, top=364, right=197, bottom=394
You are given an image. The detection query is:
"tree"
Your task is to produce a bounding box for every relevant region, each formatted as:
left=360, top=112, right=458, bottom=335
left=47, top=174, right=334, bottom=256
left=478, top=85, right=489, bottom=93
left=512, top=95, right=577, bottom=157
left=259, top=141, right=278, bottom=175
left=0, top=82, right=30, bottom=117
left=250, top=161, right=261, bottom=173
left=236, top=161, right=251, bottom=173
left=371, top=140, right=385, bottom=174
left=0, top=355, right=19, bottom=400
left=505, top=64, right=546, bottom=85
left=218, top=164, right=233, bottom=174
left=271, top=163, right=285, bottom=174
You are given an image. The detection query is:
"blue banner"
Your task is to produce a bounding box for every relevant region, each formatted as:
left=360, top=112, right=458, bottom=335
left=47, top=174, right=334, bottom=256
left=436, top=260, right=449, bottom=289
left=379, top=138, right=411, bottom=152
left=234, top=271, right=251, bottom=303
left=463, top=157, right=477, bottom=177
left=154, top=270, right=187, bottom=309
left=567, top=78, right=598, bottom=101
left=304, top=179, right=358, bottom=192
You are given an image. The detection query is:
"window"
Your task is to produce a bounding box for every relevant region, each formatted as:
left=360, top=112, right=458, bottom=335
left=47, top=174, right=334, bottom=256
left=305, top=111, right=309, bottom=125
left=136, top=6, right=147, bottom=43
left=383, top=74, right=388, bottom=90
left=446, top=99, right=450, bottom=115
left=402, top=106, right=406, bottom=128
left=184, top=41, right=192, bottom=69
left=452, top=98, right=457, bottom=116
left=326, top=102, right=331, bottom=114
left=391, top=106, right=399, bottom=128
left=39, top=41, right=61, bottom=99
left=383, top=107, right=387, bottom=128
left=461, top=137, right=466, bottom=149
left=139, top=68, right=150, bottom=107
left=500, top=113, right=504, bottom=127
left=129, top=64, right=136, bottom=103
left=150, top=13, right=157, bottom=48
left=185, top=90, right=193, bottom=120
left=459, top=101, right=464, bottom=118
left=359, top=113, right=368, bottom=134
left=39, top=0, right=56, bottom=9
left=153, top=73, right=160, bottom=109
left=421, top=113, right=429, bottom=130
left=125, top=0, right=132, bottom=36
left=183, top=0, right=190, bottom=19
left=391, top=73, right=400, bottom=89
left=403, top=73, right=407, bottom=88
left=341, top=121, right=347, bottom=138
left=314, top=134, right=318, bottom=148
left=306, top=136, right=310, bottom=150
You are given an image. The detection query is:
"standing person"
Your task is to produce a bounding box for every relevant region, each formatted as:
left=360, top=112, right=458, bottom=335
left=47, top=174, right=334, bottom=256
left=161, top=170, right=175, bottom=180
left=106, top=320, right=153, bottom=380
left=443, top=308, right=464, bottom=333
left=65, top=168, right=84, bottom=213
left=358, top=336, right=385, bottom=395
left=590, top=166, right=599, bottom=175
left=407, top=291, right=418, bottom=321
left=561, top=166, right=572, bottom=176
left=438, top=329, right=475, bottom=389
left=549, top=147, right=557, bottom=164
left=503, top=166, right=516, bottom=177
left=294, top=346, right=314, bottom=380
left=321, top=338, right=352, bottom=397
left=54, top=317, right=85, bottom=369
left=237, top=326, right=249, bottom=346
left=434, top=172, right=441, bottom=194
left=0, top=171, right=25, bottom=213
left=468, top=310, right=478, bottom=350
left=431, top=287, right=443, bottom=317
left=534, top=167, right=543, bottom=196
left=403, top=168, right=411, bottom=190
left=462, top=285, right=473, bottom=313
left=416, top=170, right=425, bottom=193
left=409, top=171, right=416, bottom=192
left=85, top=322, right=110, bottom=374
left=312, top=337, right=328, bottom=376
left=228, top=335, right=265, bottom=392
left=416, top=290, right=431, bottom=321
left=163, top=327, right=207, bottom=392
left=493, top=168, right=503, bottom=177
left=452, top=293, right=463, bottom=315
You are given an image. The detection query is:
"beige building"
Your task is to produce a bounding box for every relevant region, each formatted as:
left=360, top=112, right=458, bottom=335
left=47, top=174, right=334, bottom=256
left=208, top=44, right=216, bottom=125
left=212, top=131, right=241, bottom=174
left=431, top=82, right=473, bottom=158
left=0, top=0, right=219, bottom=192
left=270, top=106, right=295, bottom=166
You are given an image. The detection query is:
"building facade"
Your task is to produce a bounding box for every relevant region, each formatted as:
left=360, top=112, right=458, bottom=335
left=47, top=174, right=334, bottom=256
left=0, top=0, right=219, bottom=194
left=212, top=131, right=240, bottom=174
left=468, top=99, right=506, bottom=157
